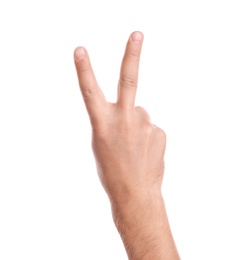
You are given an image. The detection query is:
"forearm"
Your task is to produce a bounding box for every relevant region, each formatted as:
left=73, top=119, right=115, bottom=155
left=111, top=190, right=180, bottom=260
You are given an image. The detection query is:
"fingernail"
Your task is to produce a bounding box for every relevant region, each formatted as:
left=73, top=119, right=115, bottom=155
left=75, top=47, right=86, bottom=61
left=131, top=32, right=143, bottom=44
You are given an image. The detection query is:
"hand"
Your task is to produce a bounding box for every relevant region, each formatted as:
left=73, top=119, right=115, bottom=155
left=74, top=31, right=165, bottom=202
left=74, top=31, right=179, bottom=259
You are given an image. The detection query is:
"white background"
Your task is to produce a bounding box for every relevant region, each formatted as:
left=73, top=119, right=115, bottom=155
left=0, top=0, right=243, bottom=259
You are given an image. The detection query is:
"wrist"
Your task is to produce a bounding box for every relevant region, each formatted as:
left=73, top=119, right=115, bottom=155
left=110, top=188, right=167, bottom=239
left=107, top=178, right=163, bottom=206
left=111, top=189, right=165, bottom=229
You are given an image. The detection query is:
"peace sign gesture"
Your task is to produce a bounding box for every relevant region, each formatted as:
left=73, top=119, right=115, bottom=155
left=73, top=32, right=178, bottom=259
left=74, top=30, right=166, bottom=195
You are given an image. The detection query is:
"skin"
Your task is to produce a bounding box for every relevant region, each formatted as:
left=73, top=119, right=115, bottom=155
left=74, top=31, right=180, bottom=260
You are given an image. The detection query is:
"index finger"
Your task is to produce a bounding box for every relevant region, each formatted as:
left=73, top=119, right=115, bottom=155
left=117, top=31, right=144, bottom=109
left=74, top=46, right=107, bottom=124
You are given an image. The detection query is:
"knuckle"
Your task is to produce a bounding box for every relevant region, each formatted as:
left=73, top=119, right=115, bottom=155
left=143, top=123, right=154, bottom=135
left=119, top=76, right=137, bottom=88
left=156, top=127, right=167, bottom=141
left=135, top=105, right=148, bottom=114
left=79, top=67, right=90, bottom=73
left=135, top=105, right=144, bottom=111
left=135, top=106, right=151, bottom=121
left=82, top=88, right=93, bottom=99
left=128, top=51, right=139, bottom=60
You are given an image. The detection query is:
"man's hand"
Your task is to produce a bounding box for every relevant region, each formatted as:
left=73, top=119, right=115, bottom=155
left=74, top=31, right=179, bottom=259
